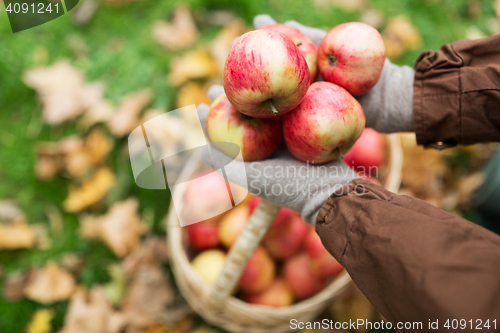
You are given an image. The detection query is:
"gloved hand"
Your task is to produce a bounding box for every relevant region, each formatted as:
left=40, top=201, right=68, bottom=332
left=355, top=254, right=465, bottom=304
left=253, top=14, right=415, bottom=133
left=197, top=85, right=359, bottom=225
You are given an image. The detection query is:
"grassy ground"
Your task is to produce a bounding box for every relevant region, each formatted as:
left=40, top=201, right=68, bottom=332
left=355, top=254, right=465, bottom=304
left=0, top=0, right=497, bottom=331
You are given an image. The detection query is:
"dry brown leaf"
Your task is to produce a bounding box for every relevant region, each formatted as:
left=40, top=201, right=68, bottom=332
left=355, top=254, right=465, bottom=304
left=458, top=172, right=484, bottom=207
left=78, top=99, right=116, bottom=130
left=3, top=270, right=30, bottom=301
left=468, top=0, right=482, bottom=19
left=63, top=168, right=116, bottom=212
left=399, top=133, right=446, bottom=199
left=24, top=262, right=76, bottom=303
left=80, top=198, right=147, bottom=257
left=0, top=200, right=26, bottom=223
left=168, top=49, right=219, bottom=87
left=122, top=237, right=169, bottom=276
left=60, top=287, right=127, bottom=333
left=107, top=88, right=153, bottom=137
left=121, top=265, right=176, bottom=329
left=360, top=9, right=385, bottom=29
left=383, top=16, right=423, bottom=59
left=23, top=60, right=105, bottom=125
left=26, top=309, right=55, bottom=333
left=175, top=82, right=212, bottom=109
left=209, top=19, right=246, bottom=73
left=313, top=0, right=367, bottom=12
left=152, top=5, right=199, bottom=50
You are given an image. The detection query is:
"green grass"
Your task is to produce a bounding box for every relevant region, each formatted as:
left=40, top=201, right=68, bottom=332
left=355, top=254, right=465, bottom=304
left=0, top=0, right=498, bottom=331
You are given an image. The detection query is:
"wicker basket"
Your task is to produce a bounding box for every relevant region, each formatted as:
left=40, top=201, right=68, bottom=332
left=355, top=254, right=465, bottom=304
left=167, top=134, right=403, bottom=333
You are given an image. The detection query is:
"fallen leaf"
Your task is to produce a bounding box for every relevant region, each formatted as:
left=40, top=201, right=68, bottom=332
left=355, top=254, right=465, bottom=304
left=468, top=0, right=482, bottom=19
left=168, top=49, right=219, bottom=87
left=107, top=88, right=153, bottom=137
left=383, top=15, right=423, bottom=59
left=24, top=262, right=76, bottom=303
left=63, top=168, right=116, bottom=213
left=0, top=200, right=26, bottom=223
left=495, top=0, right=500, bottom=19
left=465, top=26, right=488, bottom=40
left=176, top=82, right=212, bottom=109
left=360, top=9, right=385, bottom=29
left=209, top=19, right=246, bottom=73
left=0, top=222, right=36, bottom=249
left=60, top=252, right=85, bottom=274
left=78, top=99, right=116, bottom=130
left=59, top=287, right=127, bottom=333
left=121, top=265, right=176, bottom=328
left=3, top=270, right=30, bottom=301
left=26, top=309, right=55, bottom=333
left=458, top=172, right=484, bottom=207
left=122, top=237, right=169, bottom=276
left=23, top=60, right=105, bottom=125
left=80, top=198, right=147, bottom=257
left=152, top=5, right=199, bottom=50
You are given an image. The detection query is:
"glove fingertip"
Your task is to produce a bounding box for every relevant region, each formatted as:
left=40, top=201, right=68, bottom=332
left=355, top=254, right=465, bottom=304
left=208, top=85, right=224, bottom=102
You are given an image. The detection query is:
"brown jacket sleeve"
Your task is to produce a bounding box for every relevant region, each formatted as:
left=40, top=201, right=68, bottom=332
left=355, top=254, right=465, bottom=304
left=414, top=35, right=500, bottom=149
left=316, top=179, right=500, bottom=331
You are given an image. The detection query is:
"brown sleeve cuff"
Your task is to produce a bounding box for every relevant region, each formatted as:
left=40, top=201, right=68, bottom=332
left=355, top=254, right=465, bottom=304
left=413, top=35, right=500, bottom=148
left=315, top=178, right=396, bottom=262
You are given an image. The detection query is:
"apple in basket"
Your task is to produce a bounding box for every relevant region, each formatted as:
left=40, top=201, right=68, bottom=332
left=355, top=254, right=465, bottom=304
left=283, top=81, right=365, bottom=164
left=192, top=249, right=226, bottom=285
left=245, top=278, right=294, bottom=307
left=260, top=24, right=318, bottom=83
left=218, top=204, right=249, bottom=248
left=239, top=246, right=276, bottom=293
left=284, top=253, right=326, bottom=299
left=224, top=29, right=310, bottom=118
left=304, top=228, right=344, bottom=279
left=318, top=22, right=386, bottom=96
left=206, top=94, right=282, bottom=161
left=186, top=220, right=220, bottom=251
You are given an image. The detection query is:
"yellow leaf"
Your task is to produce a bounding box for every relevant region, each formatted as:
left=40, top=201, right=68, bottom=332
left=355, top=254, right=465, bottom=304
left=0, top=223, right=36, bottom=249
left=168, top=49, right=218, bottom=87
left=383, top=15, right=422, bottom=59
left=176, top=82, right=212, bottom=109
left=26, top=309, right=54, bottom=333
left=107, top=88, right=153, bottom=137
left=209, top=19, right=246, bottom=73
left=63, top=168, right=116, bottom=213
left=152, top=5, right=199, bottom=50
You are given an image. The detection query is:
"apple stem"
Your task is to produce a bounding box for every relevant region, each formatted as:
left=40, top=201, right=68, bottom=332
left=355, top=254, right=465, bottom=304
left=269, top=99, right=278, bottom=115
left=337, top=148, right=344, bottom=160
left=328, top=54, right=337, bottom=67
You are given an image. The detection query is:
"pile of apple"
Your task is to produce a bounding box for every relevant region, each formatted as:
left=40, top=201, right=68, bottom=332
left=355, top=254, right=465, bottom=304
left=206, top=21, right=387, bottom=164
left=188, top=193, right=345, bottom=307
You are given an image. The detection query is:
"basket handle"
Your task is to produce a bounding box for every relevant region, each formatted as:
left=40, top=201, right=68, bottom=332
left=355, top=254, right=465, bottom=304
left=208, top=199, right=280, bottom=305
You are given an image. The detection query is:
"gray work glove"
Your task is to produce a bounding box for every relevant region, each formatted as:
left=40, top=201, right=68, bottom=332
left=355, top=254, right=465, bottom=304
left=254, top=15, right=415, bottom=133
left=197, top=85, right=359, bottom=225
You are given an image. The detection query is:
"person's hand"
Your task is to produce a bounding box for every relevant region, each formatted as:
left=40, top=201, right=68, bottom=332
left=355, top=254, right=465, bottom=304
left=253, top=14, right=415, bottom=133
left=197, top=85, right=359, bottom=225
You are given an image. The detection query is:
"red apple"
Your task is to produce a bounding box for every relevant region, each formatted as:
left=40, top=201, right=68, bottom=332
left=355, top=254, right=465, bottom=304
left=261, top=24, right=318, bottom=83
left=239, top=246, right=276, bottom=293
left=223, top=29, right=310, bottom=118
left=283, top=253, right=326, bottom=299
left=283, top=81, right=365, bottom=164
left=304, top=229, right=344, bottom=279
left=186, top=220, right=220, bottom=250
left=218, top=204, right=249, bottom=248
left=206, top=94, right=282, bottom=161
left=318, top=22, right=385, bottom=96
left=343, top=128, right=385, bottom=177
left=184, top=171, right=232, bottom=222
left=245, top=278, right=294, bottom=307
left=263, top=208, right=309, bottom=260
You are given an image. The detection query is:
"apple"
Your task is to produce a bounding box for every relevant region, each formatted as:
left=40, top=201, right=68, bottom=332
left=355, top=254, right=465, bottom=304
left=261, top=24, right=318, bottom=83
left=283, top=81, right=365, bottom=164
left=206, top=94, right=282, bottom=161
left=283, top=253, right=326, bottom=299
left=343, top=128, right=385, bottom=177
left=186, top=220, right=220, bottom=250
left=184, top=171, right=232, bottom=221
left=318, top=22, right=385, bottom=96
left=218, top=204, right=249, bottom=248
left=245, top=278, right=294, bottom=307
left=223, top=29, right=310, bottom=118
left=263, top=208, right=309, bottom=260
left=192, top=249, right=226, bottom=285
left=239, top=246, right=276, bottom=293
left=304, top=229, right=344, bottom=279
